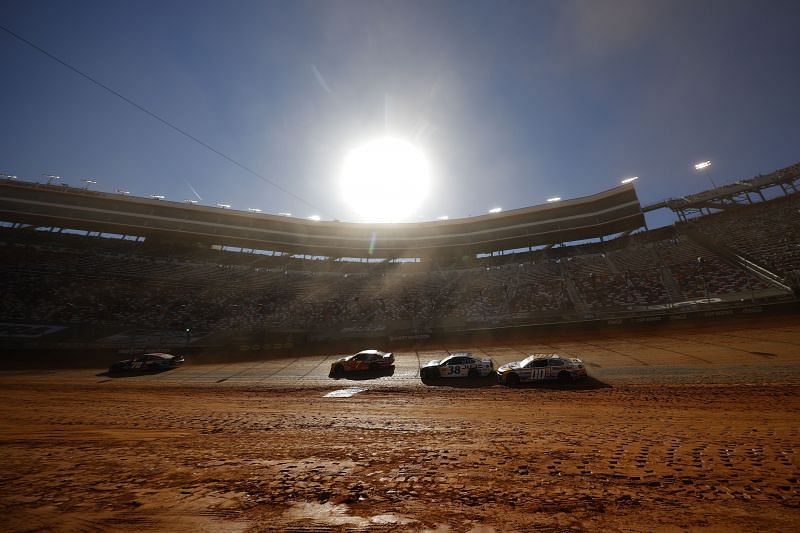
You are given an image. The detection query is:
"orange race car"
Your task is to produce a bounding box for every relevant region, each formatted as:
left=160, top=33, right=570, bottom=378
left=329, top=349, right=394, bottom=377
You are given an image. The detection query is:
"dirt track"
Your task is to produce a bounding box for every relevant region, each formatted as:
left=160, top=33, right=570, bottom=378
left=2, top=317, right=800, bottom=531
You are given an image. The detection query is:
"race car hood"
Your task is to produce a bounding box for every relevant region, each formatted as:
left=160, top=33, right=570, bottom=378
left=422, top=359, right=442, bottom=368
left=333, top=355, right=354, bottom=364
left=497, top=362, right=521, bottom=372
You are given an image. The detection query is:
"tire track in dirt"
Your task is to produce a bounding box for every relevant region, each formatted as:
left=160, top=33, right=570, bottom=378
left=664, top=333, right=779, bottom=357
left=258, top=357, right=302, bottom=382
left=215, top=359, right=272, bottom=383
left=578, top=341, right=651, bottom=366
left=712, top=332, right=800, bottom=347
left=298, top=354, right=334, bottom=380
left=615, top=338, right=713, bottom=364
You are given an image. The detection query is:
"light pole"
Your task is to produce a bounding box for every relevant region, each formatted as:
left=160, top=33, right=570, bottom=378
left=694, top=160, right=717, bottom=189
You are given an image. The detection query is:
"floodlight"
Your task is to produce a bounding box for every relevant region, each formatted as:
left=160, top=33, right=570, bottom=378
left=216, top=203, right=231, bottom=209
left=308, top=215, right=321, bottom=221
left=81, top=178, right=97, bottom=189
left=184, top=199, right=197, bottom=204
left=151, top=194, right=165, bottom=200
left=248, top=208, right=262, bottom=213
left=694, top=160, right=712, bottom=170
left=0, top=173, right=17, bottom=180
left=488, top=207, right=502, bottom=213
left=116, top=189, right=130, bottom=195
left=278, top=212, right=292, bottom=217
left=546, top=197, right=561, bottom=203
left=437, top=215, right=449, bottom=220
left=43, top=174, right=60, bottom=185
left=621, top=176, right=639, bottom=184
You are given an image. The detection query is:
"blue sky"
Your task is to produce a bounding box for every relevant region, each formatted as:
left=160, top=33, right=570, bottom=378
left=1, top=0, right=799, bottom=227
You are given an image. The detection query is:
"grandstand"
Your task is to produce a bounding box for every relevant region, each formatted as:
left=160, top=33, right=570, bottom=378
left=1, top=162, right=798, bottom=356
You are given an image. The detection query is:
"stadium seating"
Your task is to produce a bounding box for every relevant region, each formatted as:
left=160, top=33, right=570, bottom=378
left=0, top=190, right=795, bottom=336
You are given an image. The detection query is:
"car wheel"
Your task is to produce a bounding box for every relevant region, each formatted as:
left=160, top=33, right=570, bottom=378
left=333, top=365, right=344, bottom=377
left=468, top=368, right=479, bottom=378
left=506, top=373, right=520, bottom=387
left=558, top=371, right=572, bottom=383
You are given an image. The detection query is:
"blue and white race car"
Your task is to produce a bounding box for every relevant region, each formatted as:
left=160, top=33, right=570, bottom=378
left=496, top=353, right=587, bottom=386
left=420, top=352, right=494, bottom=381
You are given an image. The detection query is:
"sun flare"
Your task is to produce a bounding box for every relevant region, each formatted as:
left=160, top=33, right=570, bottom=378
left=340, top=137, right=431, bottom=223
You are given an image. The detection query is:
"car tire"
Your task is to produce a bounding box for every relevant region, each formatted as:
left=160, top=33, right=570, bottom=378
left=506, top=373, right=520, bottom=387
left=558, top=371, right=571, bottom=383
left=333, top=365, right=344, bottom=377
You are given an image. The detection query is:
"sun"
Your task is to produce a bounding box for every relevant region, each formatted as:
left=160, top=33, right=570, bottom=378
left=340, top=137, right=431, bottom=223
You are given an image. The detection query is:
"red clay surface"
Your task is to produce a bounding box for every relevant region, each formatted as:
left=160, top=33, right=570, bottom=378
left=1, top=316, right=799, bottom=531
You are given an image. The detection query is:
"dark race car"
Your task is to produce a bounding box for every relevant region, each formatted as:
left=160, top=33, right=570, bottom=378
left=420, top=352, right=494, bottom=381
left=330, top=349, right=395, bottom=377
left=109, top=352, right=184, bottom=372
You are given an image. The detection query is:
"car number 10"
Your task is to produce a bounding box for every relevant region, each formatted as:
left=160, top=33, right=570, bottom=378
left=530, top=368, right=547, bottom=380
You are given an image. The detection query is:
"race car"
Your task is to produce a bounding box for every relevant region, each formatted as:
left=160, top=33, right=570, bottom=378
left=420, top=352, right=494, bottom=381
left=330, top=349, right=395, bottom=377
left=496, top=353, right=587, bottom=386
left=109, top=352, right=184, bottom=372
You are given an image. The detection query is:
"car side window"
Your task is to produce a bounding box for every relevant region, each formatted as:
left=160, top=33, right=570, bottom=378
left=549, top=359, right=565, bottom=367
left=532, top=359, right=548, bottom=368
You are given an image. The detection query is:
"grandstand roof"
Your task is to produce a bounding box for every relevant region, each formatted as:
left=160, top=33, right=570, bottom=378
left=643, top=162, right=800, bottom=215
left=0, top=180, right=644, bottom=258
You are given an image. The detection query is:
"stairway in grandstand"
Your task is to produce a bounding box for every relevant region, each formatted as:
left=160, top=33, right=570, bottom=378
left=680, top=225, right=792, bottom=293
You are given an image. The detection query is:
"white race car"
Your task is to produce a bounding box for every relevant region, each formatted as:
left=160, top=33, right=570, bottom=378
left=420, top=352, right=494, bottom=381
left=496, top=353, right=587, bottom=386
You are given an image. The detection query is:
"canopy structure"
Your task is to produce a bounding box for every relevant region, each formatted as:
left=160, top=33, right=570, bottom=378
left=0, top=179, right=644, bottom=259
left=643, top=162, right=800, bottom=221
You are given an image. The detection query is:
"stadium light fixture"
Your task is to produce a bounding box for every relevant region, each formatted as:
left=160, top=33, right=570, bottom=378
left=621, top=176, right=639, bottom=184
left=183, top=199, right=197, bottom=204
left=248, top=208, right=262, bottom=213
left=308, top=215, right=321, bottom=221
left=437, top=215, right=449, bottom=220
left=116, top=189, right=130, bottom=195
left=81, top=178, right=97, bottom=189
left=0, top=173, right=17, bottom=180
left=278, top=212, right=292, bottom=217
left=151, top=194, right=165, bottom=200
left=216, top=203, right=231, bottom=209
left=546, top=197, right=561, bottom=203
left=693, top=160, right=718, bottom=189
left=488, top=207, right=502, bottom=214
left=43, top=174, right=60, bottom=185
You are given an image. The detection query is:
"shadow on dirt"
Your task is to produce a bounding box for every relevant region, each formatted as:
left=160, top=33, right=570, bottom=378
left=328, top=366, right=396, bottom=381
left=420, top=375, right=611, bottom=390
left=502, top=376, right=612, bottom=390
left=96, top=368, right=175, bottom=379
left=420, top=374, right=498, bottom=388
